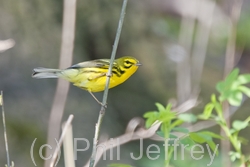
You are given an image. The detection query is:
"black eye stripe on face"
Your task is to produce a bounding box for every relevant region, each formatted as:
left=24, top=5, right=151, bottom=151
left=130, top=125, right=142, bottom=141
left=124, top=60, right=134, bottom=64
left=123, top=59, right=135, bottom=69
left=123, top=64, right=132, bottom=69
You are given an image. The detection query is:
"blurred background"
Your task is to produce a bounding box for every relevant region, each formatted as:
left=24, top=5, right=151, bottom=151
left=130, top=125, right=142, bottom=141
left=0, top=0, right=250, bottom=166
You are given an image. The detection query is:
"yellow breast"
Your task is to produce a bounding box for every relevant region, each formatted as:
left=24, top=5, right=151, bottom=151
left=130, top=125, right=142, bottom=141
left=60, top=65, right=139, bottom=92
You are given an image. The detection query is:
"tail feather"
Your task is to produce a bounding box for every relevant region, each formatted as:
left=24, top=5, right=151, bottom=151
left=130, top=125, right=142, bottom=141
left=32, top=68, right=62, bottom=78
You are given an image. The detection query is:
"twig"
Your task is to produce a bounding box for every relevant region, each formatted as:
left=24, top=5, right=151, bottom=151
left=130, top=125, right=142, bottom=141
left=176, top=0, right=197, bottom=105
left=84, top=95, right=198, bottom=166
left=89, top=0, right=128, bottom=167
left=221, top=1, right=243, bottom=167
left=44, top=0, right=76, bottom=166
left=62, top=121, right=75, bottom=167
left=0, top=39, right=15, bottom=53
left=174, top=96, right=199, bottom=114
left=191, top=0, right=215, bottom=92
left=84, top=118, right=161, bottom=167
left=1, top=91, right=11, bottom=167
left=50, top=115, right=74, bottom=167
left=84, top=93, right=243, bottom=167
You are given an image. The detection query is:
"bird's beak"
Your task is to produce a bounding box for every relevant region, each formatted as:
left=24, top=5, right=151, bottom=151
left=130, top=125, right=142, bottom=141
left=135, top=62, right=142, bottom=66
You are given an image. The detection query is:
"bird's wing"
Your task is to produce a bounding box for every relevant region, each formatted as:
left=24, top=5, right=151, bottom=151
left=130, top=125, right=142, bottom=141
left=68, top=59, right=114, bottom=69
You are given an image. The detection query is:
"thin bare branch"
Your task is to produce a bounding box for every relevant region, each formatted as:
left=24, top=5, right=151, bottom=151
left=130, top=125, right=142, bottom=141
left=1, top=91, right=11, bottom=167
left=84, top=118, right=162, bottom=167
left=191, top=0, right=215, bottom=92
left=83, top=93, right=246, bottom=167
left=62, top=122, right=75, bottom=167
left=50, top=115, right=74, bottom=167
left=0, top=39, right=15, bottom=53
left=221, top=1, right=243, bottom=167
left=45, top=0, right=76, bottom=166
left=89, top=1, right=128, bottom=167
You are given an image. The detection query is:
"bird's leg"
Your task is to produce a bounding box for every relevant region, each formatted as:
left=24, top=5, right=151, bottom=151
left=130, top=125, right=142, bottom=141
left=88, top=90, right=107, bottom=108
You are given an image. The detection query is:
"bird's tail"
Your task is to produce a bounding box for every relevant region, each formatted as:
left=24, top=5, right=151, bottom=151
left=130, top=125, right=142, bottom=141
left=32, top=68, right=62, bottom=79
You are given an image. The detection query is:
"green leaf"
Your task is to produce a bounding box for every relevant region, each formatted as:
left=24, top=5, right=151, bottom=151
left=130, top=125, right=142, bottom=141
left=218, top=93, right=227, bottom=102
left=216, top=81, right=225, bottom=93
left=211, top=94, right=217, bottom=103
left=157, top=130, right=178, bottom=139
left=178, top=113, right=197, bottom=123
left=172, top=127, right=189, bottom=134
left=221, top=89, right=235, bottom=100
left=159, top=111, right=176, bottom=122
left=216, top=69, right=241, bottom=101
left=179, top=137, right=195, bottom=150
left=216, top=69, right=239, bottom=94
left=237, top=74, right=250, bottom=84
left=229, top=151, right=241, bottom=162
left=238, top=85, right=250, bottom=97
left=245, top=116, right=250, bottom=123
left=231, top=81, right=241, bottom=90
left=225, top=68, right=240, bottom=85
left=108, top=164, right=133, bottom=167
left=166, top=103, right=172, bottom=112
left=238, top=136, right=248, bottom=145
left=207, top=140, right=219, bottom=156
left=144, top=111, right=160, bottom=128
left=144, top=103, right=175, bottom=128
left=189, top=132, right=208, bottom=144
left=156, top=130, right=164, bottom=137
left=202, top=103, right=214, bottom=119
left=198, top=114, right=209, bottom=120
left=214, top=103, right=223, bottom=114
left=236, top=140, right=241, bottom=149
left=232, top=120, right=249, bottom=131
left=169, top=133, right=178, bottom=139
left=155, top=102, right=166, bottom=113
left=143, top=111, right=159, bottom=118
left=219, top=88, right=239, bottom=103
left=199, top=131, right=224, bottom=140
left=160, top=122, right=166, bottom=133
left=228, top=91, right=243, bottom=106
left=144, top=113, right=160, bottom=128
left=230, top=128, right=237, bottom=134
left=168, top=134, right=178, bottom=145
left=169, top=119, right=184, bottom=129
left=145, top=118, right=157, bottom=128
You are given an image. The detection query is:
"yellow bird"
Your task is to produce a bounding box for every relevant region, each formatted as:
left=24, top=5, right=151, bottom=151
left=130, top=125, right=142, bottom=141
left=32, top=56, right=141, bottom=104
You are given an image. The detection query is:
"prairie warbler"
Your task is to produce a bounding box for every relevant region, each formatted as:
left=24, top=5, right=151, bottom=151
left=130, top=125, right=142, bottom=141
left=32, top=56, right=141, bottom=104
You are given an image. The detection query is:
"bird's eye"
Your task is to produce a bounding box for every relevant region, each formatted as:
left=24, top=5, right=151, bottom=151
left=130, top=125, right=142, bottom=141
left=125, top=60, right=131, bottom=64
left=123, top=60, right=133, bottom=68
